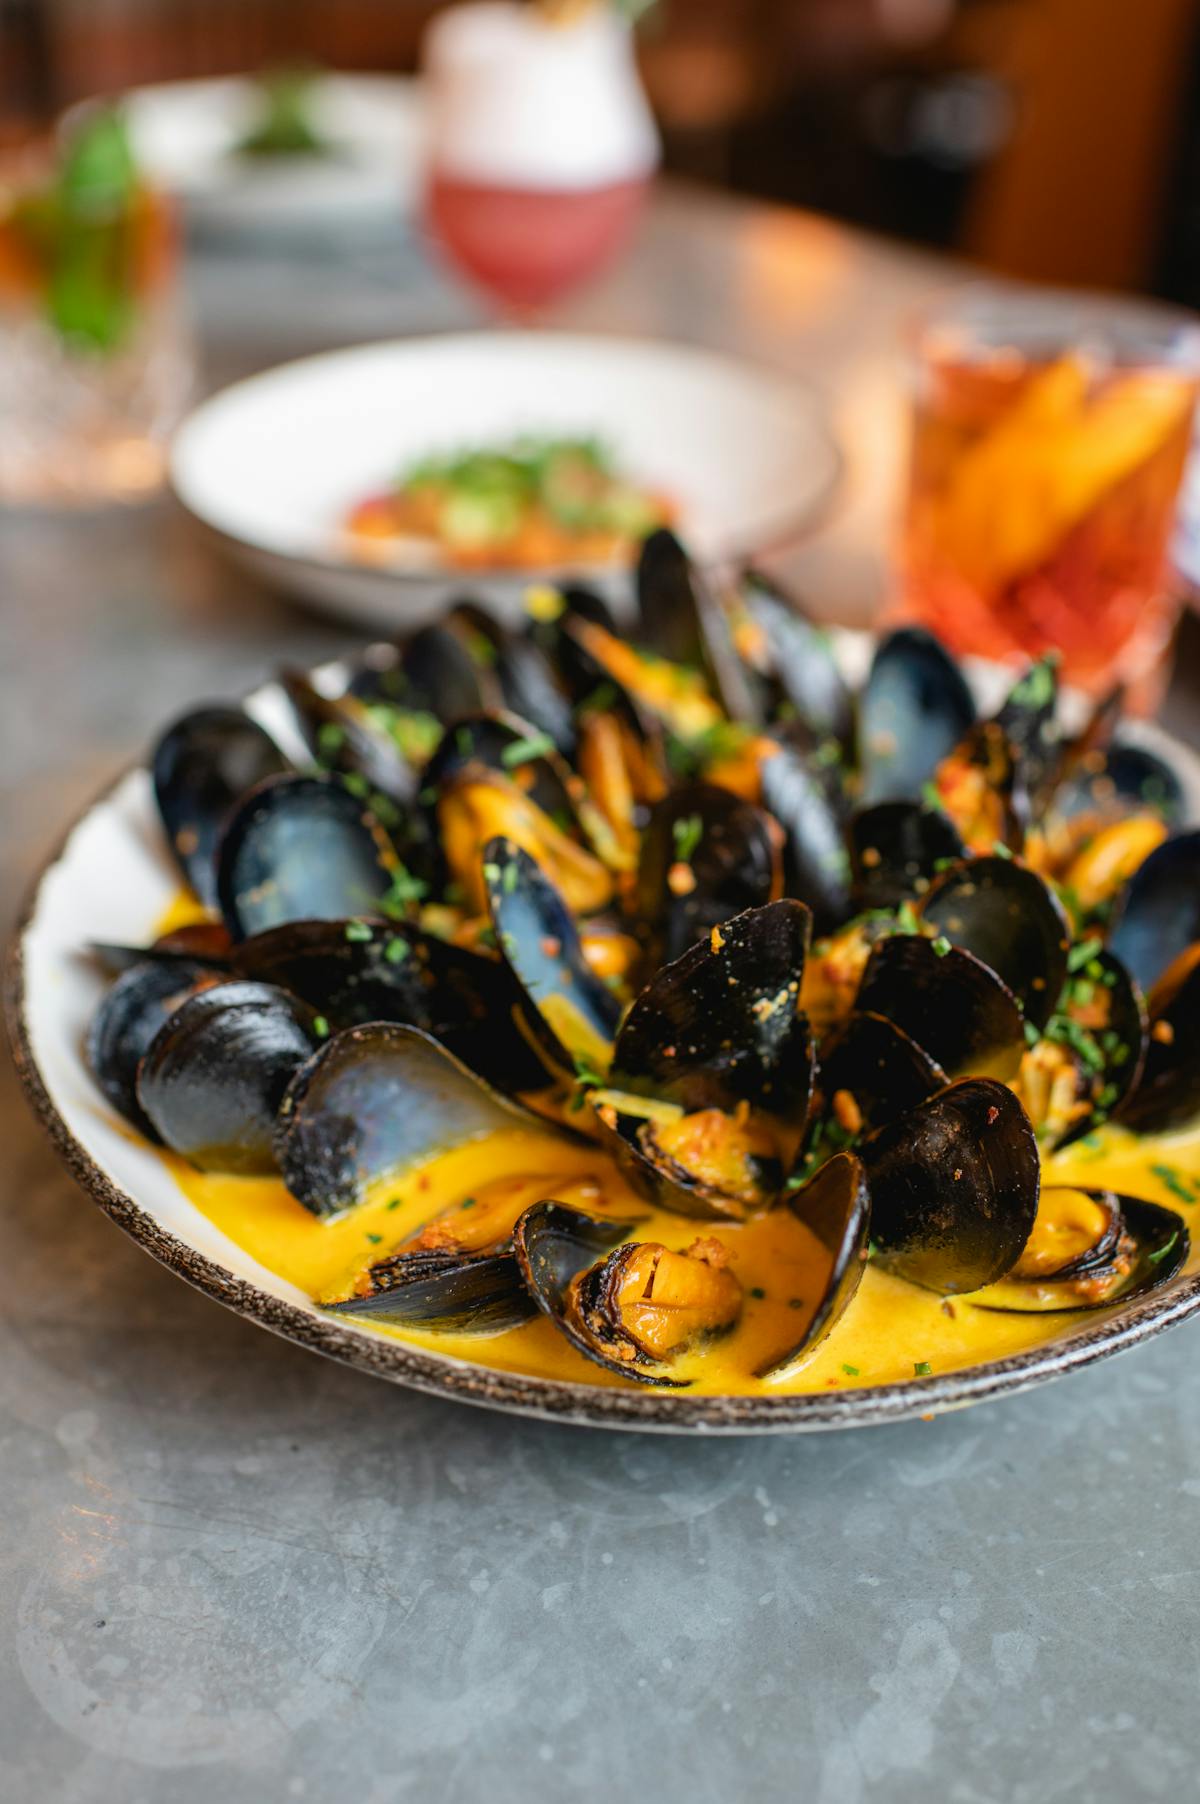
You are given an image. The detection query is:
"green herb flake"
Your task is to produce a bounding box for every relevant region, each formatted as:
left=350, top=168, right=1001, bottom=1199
left=460, top=1197, right=477, bottom=1211
left=344, top=921, right=373, bottom=943
left=1151, top=1163, right=1198, bottom=1205
left=384, top=936, right=410, bottom=965
left=365, top=1232, right=383, bottom=1246
left=500, top=731, right=556, bottom=770
left=1023, top=1021, right=1041, bottom=1049
left=672, top=813, right=704, bottom=864
left=482, top=862, right=502, bottom=885
left=931, top=936, right=952, bottom=958
left=991, top=841, right=1014, bottom=860
left=749, top=1286, right=766, bottom=1301
left=312, top=1015, right=330, bottom=1039
left=386, top=1197, right=402, bottom=1211
left=841, top=1363, right=860, bottom=1377
left=502, top=858, right=519, bottom=894
left=894, top=902, right=921, bottom=937
left=914, top=1360, right=933, bottom=1377
left=1149, top=1231, right=1181, bottom=1266
left=1067, top=935, right=1104, bottom=973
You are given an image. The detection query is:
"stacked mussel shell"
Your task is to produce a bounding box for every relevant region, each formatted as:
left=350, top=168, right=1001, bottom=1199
left=87, top=529, right=1196, bottom=1384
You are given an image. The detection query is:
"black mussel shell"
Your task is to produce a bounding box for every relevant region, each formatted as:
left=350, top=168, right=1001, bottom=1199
left=848, top=801, right=965, bottom=910
left=1119, top=949, right=1200, bottom=1135
left=1109, top=830, right=1200, bottom=996
left=232, top=917, right=553, bottom=1094
left=152, top=705, right=292, bottom=909
left=328, top=1247, right=535, bottom=1333
left=597, top=901, right=816, bottom=1219
left=1053, top=740, right=1184, bottom=830
left=860, top=1078, right=1040, bottom=1294
left=136, top=980, right=316, bottom=1173
left=482, top=838, right=621, bottom=1081
left=398, top=622, right=498, bottom=722
left=278, top=669, right=416, bottom=807
left=216, top=773, right=397, bottom=941
left=756, top=1152, right=871, bottom=1377
left=275, top=1023, right=543, bottom=1217
left=89, top=923, right=234, bottom=973
left=610, top=900, right=815, bottom=1131
left=448, top=603, right=576, bottom=755
left=86, top=958, right=223, bottom=1138
left=635, top=782, right=781, bottom=968
left=858, top=627, right=975, bottom=806
left=1050, top=948, right=1147, bottom=1148
left=738, top=570, right=854, bottom=752
left=939, top=718, right=1023, bottom=851
left=512, top=1202, right=678, bottom=1387
left=856, top=933, right=1025, bottom=1080
left=422, top=712, right=579, bottom=826
left=920, top=856, right=1071, bottom=1032
left=813, top=1011, right=946, bottom=1138
left=992, top=656, right=1061, bottom=816
left=759, top=746, right=852, bottom=935
left=636, top=529, right=756, bottom=723
left=973, top=1193, right=1188, bottom=1313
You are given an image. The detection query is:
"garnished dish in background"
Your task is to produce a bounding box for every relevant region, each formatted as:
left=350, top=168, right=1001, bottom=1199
left=344, top=436, right=673, bottom=570
left=70, top=529, right=1200, bottom=1405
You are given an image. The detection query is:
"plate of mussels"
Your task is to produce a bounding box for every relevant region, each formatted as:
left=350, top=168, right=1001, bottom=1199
left=10, top=530, right=1200, bottom=1432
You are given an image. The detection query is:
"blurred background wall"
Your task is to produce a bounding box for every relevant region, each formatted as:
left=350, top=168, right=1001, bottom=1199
left=3, top=0, right=1200, bottom=301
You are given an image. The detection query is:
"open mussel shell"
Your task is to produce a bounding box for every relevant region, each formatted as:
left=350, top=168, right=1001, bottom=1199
left=275, top=1023, right=546, bottom=1218
left=856, top=933, right=1025, bottom=1080
left=86, top=957, right=224, bottom=1139
left=152, top=705, right=292, bottom=909
left=89, top=922, right=234, bottom=974
left=971, top=1193, right=1188, bottom=1313
left=992, top=656, right=1061, bottom=816
left=813, top=1011, right=946, bottom=1138
left=1108, top=829, right=1200, bottom=996
left=635, top=528, right=757, bottom=722
left=232, top=917, right=553, bottom=1094
left=278, top=669, right=416, bottom=807
left=513, top=1202, right=683, bottom=1388
left=738, top=570, right=854, bottom=752
left=1119, top=948, right=1200, bottom=1135
left=919, top=855, right=1071, bottom=1032
left=597, top=900, right=816, bottom=1220
left=397, top=622, right=499, bottom=722
left=327, top=1248, right=535, bottom=1334
left=758, top=746, right=851, bottom=934
left=422, top=711, right=579, bottom=825
left=482, top=837, right=621, bottom=1081
left=859, top=1078, right=1040, bottom=1295
left=447, top=603, right=576, bottom=756
left=1051, top=948, right=1147, bottom=1148
left=216, top=773, right=398, bottom=941
left=610, top=899, right=815, bottom=1128
left=136, top=980, right=316, bottom=1174
left=756, top=1152, right=871, bottom=1378
left=635, top=782, right=782, bottom=968
left=1053, top=740, right=1185, bottom=831
left=848, top=801, right=965, bottom=910
left=858, top=627, right=976, bottom=806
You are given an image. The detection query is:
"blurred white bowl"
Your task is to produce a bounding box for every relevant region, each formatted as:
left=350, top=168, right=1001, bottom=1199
left=118, top=73, right=426, bottom=233
left=169, top=330, right=843, bottom=630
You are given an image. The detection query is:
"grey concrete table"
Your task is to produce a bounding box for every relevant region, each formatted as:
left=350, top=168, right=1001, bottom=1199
left=4, top=186, right=1200, bottom=1804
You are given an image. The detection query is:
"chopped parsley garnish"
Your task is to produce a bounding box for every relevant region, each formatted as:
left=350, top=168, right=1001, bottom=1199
left=991, top=841, right=1013, bottom=860
left=500, top=731, right=556, bottom=769
left=379, top=864, right=429, bottom=917
left=749, top=1286, right=766, bottom=1300
left=672, top=814, right=703, bottom=863
left=1149, top=1232, right=1180, bottom=1265
left=894, top=902, right=921, bottom=937
left=384, top=936, right=410, bottom=965
left=914, top=1360, right=932, bottom=1377
left=503, top=858, right=519, bottom=893
left=344, top=921, right=373, bottom=943
left=365, top=1232, right=382, bottom=1245
left=482, top=862, right=502, bottom=885
left=931, top=936, right=952, bottom=958
left=1151, top=1163, right=1197, bottom=1205
left=386, top=1197, right=402, bottom=1210
left=1067, top=936, right=1104, bottom=973
left=1044, top=1011, right=1105, bottom=1074
left=312, top=1015, right=330, bottom=1039
left=1023, top=1020, right=1041, bottom=1048
left=841, top=1363, right=860, bottom=1377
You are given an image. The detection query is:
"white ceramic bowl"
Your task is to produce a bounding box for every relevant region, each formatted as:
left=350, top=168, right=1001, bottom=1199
left=118, top=73, right=427, bottom=233
left=10, top=642, right=1200, bottom=1432
left=168, top=332, right=843, bottom=630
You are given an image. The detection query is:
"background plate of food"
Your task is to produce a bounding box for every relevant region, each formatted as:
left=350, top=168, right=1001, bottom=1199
left=9, top=541, right=1200, bottom=1432
left=168, top=333, right=843, bottom=627
left=116, top=70, right=426, bottom=234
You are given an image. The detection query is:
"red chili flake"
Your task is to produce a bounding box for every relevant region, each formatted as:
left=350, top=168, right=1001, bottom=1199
left=540, top=936, right=561, bottom=957
left=986, top=1105, right=1000, bottom=1124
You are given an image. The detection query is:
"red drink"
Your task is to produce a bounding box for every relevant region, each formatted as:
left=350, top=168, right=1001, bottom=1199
left=426, top=170, right=648, bottom=309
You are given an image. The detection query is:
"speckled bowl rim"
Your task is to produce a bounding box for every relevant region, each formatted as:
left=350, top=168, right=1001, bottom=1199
left=9, top=763, right=1200, bottom=1435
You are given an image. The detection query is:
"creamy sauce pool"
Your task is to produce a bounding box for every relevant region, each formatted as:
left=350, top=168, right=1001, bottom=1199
left=170, top=1120, right=1200, bottom=1396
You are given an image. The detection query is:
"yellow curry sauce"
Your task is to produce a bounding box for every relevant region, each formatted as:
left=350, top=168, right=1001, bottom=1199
left=169, top=1120, right=1200, bottom=1396
left=154, top=893, right=1200, bottom=1395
